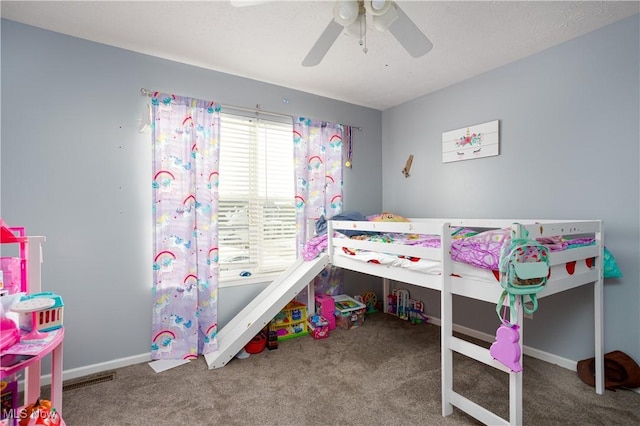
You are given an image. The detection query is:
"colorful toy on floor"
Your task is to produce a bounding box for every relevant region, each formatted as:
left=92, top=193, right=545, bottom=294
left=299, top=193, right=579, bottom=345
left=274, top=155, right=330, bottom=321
left=387, top=289, right=427, bottom=324
left=245, top=329, right=267, bottom=354
left=269, top=300, right=309, bottom=341
left=391, top=289, right=409, bottom=320
left=408, top=305, right=428, bottom=324
left=19, top=397, right=61, bottom=426
left=361, top=291, right=378, bottom=314
left=314, top=293, right=336, bottom=331
left=307, top=314, right=329, bottom=339
left=266, top=325, right=278, bottom=350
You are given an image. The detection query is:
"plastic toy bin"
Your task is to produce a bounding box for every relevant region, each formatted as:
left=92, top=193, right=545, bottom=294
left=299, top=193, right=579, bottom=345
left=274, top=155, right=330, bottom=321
left=333, top=294, right=366, bottom=330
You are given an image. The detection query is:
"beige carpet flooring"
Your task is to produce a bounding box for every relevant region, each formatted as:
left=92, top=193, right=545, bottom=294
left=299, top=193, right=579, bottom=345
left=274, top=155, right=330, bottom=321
left=43, top=313, right=640, bottom=425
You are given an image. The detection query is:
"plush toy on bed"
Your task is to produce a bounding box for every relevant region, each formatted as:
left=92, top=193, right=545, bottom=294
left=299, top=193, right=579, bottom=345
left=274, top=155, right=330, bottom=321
left=367, top=212, right=410, bottom=222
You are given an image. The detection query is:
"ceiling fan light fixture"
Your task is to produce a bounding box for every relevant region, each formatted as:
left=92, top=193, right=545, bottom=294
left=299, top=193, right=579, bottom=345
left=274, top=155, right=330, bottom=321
left=304, top=0, right=432, bottom=67
left=333, top=0, right=360, bottom=26
left=372, top=2, right=398, bottom=32
left=344, top=13, right=366, bottom=38
left=366, top=0, right=391, bottom=16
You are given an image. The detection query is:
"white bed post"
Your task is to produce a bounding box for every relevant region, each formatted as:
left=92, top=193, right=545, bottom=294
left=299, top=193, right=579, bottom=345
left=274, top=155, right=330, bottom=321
left=307, top=281, right=315, bottom=315
left=382, top=278, right=390, bottom=313
left=594, top=221, right=604, bottom=394
left=440, top=223, right=453, bottom=417
left=327, top=220, right=334, bottom=260
left=509, top=296, right=524, bottom=425
left=508, top=225, right=526, bottom=425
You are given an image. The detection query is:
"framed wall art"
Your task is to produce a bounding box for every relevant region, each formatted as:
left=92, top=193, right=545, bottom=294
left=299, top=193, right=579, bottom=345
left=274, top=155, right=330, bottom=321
left=442, top=120, right=499, bottom=163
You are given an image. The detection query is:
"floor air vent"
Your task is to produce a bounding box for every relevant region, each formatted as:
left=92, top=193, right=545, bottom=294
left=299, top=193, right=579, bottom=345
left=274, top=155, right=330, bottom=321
left=63, top=371, right=116, bottom=391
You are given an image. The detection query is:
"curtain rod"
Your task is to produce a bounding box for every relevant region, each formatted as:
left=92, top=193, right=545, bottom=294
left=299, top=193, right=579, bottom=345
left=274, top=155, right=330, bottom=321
left=140, top=88, right=362, bottom=131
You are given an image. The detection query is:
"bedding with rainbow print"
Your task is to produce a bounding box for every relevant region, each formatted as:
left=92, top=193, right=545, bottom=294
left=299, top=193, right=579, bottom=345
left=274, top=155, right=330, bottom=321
left=303, top=224, right=622, bottom=282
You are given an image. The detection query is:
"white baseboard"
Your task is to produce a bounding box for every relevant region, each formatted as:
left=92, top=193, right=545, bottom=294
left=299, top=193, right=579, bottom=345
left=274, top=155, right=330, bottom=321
left=427, top=316, right=577, bottom=371
left=18, top=353, right=152, bottom=392
left=61, top=353, right=153, bottom=382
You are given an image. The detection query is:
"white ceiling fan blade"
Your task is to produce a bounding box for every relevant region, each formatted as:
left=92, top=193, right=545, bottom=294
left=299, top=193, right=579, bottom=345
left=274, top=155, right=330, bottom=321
left=388, top=4, right=433, bottom=58
left=302, top=19, right=344, bottom=67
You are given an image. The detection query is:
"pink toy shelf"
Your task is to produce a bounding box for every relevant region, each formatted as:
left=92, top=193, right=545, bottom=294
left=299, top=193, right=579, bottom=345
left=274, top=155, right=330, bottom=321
left=0, top=219, right=65, bottom=425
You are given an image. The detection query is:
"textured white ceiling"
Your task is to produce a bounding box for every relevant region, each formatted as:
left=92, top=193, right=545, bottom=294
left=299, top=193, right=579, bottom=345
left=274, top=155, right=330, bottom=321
left=2, top=1, right=638, bottom=110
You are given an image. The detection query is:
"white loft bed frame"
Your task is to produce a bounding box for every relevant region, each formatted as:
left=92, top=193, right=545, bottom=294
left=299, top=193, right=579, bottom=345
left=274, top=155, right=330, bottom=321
left=325, top=218, right=604, bottom=425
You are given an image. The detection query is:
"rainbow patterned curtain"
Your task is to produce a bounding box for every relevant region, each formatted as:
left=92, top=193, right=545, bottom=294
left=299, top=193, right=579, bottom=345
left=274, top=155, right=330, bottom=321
left=293, top=117, right=344, bottom=295
left=151, top=93, right=221, bottom=359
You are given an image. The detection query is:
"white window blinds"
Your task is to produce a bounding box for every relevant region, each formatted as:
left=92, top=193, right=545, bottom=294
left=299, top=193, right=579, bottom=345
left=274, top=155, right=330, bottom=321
left=218, top=112, right=296, bottom=278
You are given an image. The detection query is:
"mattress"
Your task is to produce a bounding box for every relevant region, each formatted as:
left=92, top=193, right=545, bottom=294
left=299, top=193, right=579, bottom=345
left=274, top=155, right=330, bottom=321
left=334, top=245, right=595, bottom=283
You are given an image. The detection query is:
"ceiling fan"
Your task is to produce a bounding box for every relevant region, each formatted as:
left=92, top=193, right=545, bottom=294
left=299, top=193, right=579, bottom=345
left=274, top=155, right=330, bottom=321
left=302, top=0, right=433, bottom=67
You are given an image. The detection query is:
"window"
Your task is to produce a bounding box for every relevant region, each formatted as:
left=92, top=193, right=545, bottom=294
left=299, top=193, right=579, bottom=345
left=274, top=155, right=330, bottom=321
left=218, top=112, right=296, bottom=281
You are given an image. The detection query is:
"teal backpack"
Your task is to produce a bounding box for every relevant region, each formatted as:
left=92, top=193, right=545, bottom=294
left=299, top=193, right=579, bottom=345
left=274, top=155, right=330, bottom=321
left=497, top=224, right=550, bottom=325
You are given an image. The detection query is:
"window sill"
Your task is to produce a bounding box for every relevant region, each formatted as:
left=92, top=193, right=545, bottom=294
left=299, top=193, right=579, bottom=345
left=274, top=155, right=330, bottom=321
left=218, top=272, right=281, bottom=288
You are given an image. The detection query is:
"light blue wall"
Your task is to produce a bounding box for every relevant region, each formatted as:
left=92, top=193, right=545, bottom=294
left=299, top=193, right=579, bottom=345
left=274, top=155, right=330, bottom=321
left=381, top=15, right=640, bottom=363
left=0, top=19, right=382, bottom=372
left=2, top=14, right=638, bottom=374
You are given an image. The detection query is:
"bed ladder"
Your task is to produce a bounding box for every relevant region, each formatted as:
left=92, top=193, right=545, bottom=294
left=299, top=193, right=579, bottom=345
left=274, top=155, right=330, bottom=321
left=204, top=254, right=329, bottom=369
left=441, top=227, right=525, bottom=426
left=442, top=296, right=525, bottom=424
